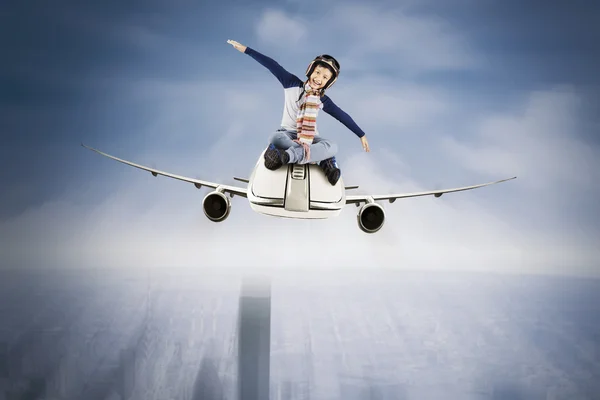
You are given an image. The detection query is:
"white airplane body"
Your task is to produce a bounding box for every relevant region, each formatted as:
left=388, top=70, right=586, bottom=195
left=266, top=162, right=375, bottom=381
left=81, top=144, right=516, bottom=233
left=247, top=149, right=346, bottom=219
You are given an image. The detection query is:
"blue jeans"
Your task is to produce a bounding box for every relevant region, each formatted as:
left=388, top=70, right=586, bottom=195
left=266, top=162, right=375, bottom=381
left=268, top=128, right=338, bottom=164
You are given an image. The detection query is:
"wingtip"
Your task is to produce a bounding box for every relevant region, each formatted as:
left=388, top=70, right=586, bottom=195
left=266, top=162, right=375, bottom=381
left=500, top=176, right=517, bottom=182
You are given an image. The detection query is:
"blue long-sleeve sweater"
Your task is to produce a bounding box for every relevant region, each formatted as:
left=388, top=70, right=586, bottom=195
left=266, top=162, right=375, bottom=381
left=244, top=47, right=366, bottom=138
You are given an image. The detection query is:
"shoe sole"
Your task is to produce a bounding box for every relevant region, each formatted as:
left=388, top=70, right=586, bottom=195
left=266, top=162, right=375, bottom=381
left=328, top=169, right=341, bottom=185
left=264, top=148, right=283, bottom=170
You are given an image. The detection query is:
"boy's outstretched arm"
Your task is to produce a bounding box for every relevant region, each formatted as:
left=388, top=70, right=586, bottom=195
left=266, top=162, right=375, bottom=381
left=322, top=96, right=370, bottom=152
left=227, top=39, right=302, bottom=88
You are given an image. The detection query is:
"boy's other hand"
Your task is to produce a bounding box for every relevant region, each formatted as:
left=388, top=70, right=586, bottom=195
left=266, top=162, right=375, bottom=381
left=227, top=40, right=247, bottom=53
left=360, top=136, right=370, bottom=152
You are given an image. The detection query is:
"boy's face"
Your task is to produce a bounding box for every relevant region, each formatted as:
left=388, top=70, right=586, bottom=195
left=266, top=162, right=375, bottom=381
left=309, top=65, right=333, bottom=90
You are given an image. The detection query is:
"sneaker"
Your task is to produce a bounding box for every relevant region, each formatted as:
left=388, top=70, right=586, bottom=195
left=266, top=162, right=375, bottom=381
left=319, top=157, right=341, bottom=185
left=264, top=144, right=290, bottom=170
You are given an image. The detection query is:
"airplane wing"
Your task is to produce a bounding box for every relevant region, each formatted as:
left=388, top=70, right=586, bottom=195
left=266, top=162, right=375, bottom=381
left=81, top=143, right=248, bottom=198
left=345, top=176, right=516, bottom=205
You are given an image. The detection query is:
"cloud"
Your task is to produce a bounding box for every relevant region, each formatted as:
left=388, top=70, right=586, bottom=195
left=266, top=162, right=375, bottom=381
left=438, top=86, right=600, bottom=231
left=254, top=3, right=480, bottom=73
left=441, top=87, right=599, bottom=188
left=334, top=4, right=479, bottom=68
left=108, top=76, right=283, bottom=186
left=255, top=9, right=308, bottom=48
left=317, top=76, right=453, bottom=135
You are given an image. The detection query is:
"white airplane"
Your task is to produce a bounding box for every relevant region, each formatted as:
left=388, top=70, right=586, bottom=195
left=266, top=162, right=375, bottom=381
left=81, top=144, right=516, bottom=233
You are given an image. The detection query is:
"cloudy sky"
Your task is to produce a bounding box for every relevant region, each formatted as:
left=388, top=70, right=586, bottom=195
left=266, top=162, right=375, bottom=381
left=1, top=0, right=599, bottom=276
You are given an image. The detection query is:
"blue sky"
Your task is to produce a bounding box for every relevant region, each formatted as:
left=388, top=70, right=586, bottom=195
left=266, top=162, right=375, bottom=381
left=1, top=0, right=599, bottom=276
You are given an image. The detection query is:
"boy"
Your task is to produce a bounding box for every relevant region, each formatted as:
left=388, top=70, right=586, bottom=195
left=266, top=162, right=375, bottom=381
left=227, top=40, right=370, bottom=185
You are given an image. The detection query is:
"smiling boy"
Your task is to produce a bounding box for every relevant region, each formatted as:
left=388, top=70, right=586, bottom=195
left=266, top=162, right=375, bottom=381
left=227, top=39, right=370, bottom=185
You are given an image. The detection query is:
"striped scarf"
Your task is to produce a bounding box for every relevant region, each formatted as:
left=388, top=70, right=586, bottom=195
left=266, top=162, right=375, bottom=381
left=295, top=84, right=321, bottom=162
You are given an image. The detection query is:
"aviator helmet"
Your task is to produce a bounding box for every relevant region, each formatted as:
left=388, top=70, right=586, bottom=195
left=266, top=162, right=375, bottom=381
left=305, top=54, right=340, bottom=91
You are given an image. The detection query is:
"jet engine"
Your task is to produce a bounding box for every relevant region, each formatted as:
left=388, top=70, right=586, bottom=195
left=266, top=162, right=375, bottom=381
left=357, top=202, right=385, bottom=233
left=202, top=191, right=231, bottom=222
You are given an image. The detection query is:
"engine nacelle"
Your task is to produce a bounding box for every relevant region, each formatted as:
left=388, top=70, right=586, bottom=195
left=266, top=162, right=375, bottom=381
left=357, top=202, right=385, bottom=233
left=202, top=191, right=231, bottom=222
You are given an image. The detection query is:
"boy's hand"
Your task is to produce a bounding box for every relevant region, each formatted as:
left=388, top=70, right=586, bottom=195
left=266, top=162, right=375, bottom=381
left=360, top=136, right=370, bottom=152
left=227, top=39, right=247, bottom=53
